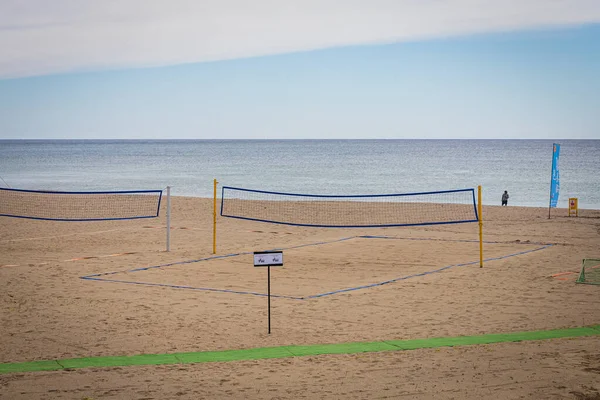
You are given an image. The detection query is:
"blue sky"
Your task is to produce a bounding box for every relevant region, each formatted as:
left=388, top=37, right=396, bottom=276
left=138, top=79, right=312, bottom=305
left=1, top=2, right=599, bottom=139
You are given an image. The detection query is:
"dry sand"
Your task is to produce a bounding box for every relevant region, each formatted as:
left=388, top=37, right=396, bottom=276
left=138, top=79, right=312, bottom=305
left=1, top=197, right=599, bottom=399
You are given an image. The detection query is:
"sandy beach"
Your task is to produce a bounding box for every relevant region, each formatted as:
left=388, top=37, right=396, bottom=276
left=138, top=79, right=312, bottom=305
left=1, top=197, right=599, bottom=399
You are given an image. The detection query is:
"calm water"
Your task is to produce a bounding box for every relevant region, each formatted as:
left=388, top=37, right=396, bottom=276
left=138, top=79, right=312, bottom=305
left=0, top=139, right=599, bottom=209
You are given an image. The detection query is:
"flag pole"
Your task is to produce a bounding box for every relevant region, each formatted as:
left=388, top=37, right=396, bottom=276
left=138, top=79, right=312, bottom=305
left=548, top=143, right=560, bottom=219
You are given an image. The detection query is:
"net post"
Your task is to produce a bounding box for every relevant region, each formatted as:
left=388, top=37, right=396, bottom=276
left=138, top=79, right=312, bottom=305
left=166, top=186, right=171, bottom=252
left=213, top=178, right=218, bottom=254
left=478, top=185, right=483, bottom=268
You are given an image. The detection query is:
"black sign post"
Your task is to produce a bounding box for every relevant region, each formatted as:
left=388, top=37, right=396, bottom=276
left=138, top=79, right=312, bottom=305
left=267, top=265, right=271, bottom=334
left=253, top=251, right=283, bottom=334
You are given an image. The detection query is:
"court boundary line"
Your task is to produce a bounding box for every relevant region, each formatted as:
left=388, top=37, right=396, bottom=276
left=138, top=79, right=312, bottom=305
left=80, top=236, right=552, bottom=299
left=1, top=325, right=598, bottom=374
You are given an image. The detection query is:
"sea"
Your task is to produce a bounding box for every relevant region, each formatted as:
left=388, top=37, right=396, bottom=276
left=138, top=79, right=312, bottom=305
left=0, top=139, right=598, bottom=209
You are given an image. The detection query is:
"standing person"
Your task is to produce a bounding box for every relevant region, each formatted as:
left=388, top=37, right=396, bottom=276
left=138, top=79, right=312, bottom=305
left=502, top=190, right=509, bottom=206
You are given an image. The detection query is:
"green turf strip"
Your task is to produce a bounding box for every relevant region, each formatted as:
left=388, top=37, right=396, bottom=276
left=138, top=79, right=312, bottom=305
left=2, top=325, right=599, bottom=374
left=0, top=360, right=62, bottom=373
left=59, top=353, right=180, bottom=369
left=287, top=341, right=398, bottom=356
left=176, top=346, right=295, bottom=364
left=385, top=326, right=600, bottom=350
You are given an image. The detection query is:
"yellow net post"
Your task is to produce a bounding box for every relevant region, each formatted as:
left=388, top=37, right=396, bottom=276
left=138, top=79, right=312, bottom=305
left=478, top=185, right=483, bottom=268
left=213, top=178, right=218, bottom=254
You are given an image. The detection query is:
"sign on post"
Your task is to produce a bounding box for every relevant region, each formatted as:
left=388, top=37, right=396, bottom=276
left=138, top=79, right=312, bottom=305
left=254, top=251, right=283, bottom=334
left=254, top=251, right=283, bottom=267
left=569, top=198, right=578, bottom=217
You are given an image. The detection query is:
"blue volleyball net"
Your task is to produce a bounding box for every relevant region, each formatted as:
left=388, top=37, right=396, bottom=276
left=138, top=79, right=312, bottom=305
left=0, top=188, right=163, bottom=221
left=221, top=186, right=478, bottom=228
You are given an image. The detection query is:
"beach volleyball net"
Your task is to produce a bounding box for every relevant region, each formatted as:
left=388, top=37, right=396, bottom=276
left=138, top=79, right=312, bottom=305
left=576, top=259, right=600, bottom=285
left=0, top=187, right=163, bottom=221
left=220, top=186, right=478, bottom=228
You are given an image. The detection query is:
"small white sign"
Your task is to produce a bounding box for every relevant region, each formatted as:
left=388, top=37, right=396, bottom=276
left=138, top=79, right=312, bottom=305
left=254, top=251, right=283, bottom=267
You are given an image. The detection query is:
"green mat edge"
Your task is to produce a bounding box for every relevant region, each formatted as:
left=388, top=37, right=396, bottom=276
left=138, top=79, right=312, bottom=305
left=2, top=325, right=600, bottom=374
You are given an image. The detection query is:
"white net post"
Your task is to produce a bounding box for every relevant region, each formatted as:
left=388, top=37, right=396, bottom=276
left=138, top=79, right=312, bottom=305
left=166, top=186, right=171, bottom=252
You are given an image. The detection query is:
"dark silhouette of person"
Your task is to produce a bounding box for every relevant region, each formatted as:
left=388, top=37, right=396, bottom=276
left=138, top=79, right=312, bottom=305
left=502, top=190, right=509, bottom=206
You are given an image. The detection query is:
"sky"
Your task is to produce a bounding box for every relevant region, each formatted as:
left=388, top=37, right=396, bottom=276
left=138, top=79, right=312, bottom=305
left=1, top=1, right=600, bottom=140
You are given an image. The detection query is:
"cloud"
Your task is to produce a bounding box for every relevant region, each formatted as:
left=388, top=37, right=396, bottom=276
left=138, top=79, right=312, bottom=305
left=1, top=0, right=600, bottom=79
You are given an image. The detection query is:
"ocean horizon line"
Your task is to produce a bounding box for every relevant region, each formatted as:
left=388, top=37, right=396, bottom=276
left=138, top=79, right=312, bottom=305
left=1, top=138, right=597, bottom=142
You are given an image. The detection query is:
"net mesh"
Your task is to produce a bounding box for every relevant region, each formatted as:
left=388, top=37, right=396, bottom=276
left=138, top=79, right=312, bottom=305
left=576, top=259, right=600, bottom=285
left=0, top=188, right=162, bottom=221
left=221, top=187, right=478, bottom=228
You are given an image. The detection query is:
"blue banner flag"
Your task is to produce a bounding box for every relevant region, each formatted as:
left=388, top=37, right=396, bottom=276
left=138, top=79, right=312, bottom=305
left=550, top=143, right=560, bottom=208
